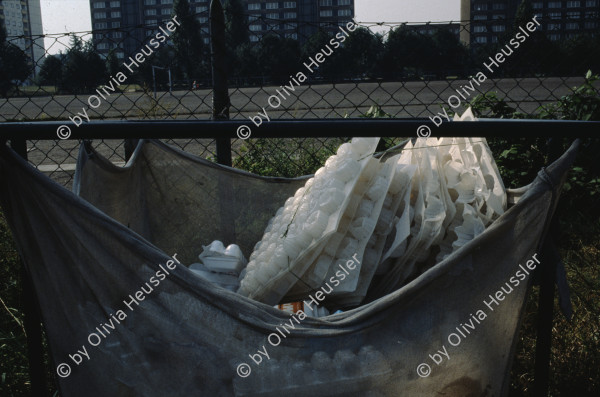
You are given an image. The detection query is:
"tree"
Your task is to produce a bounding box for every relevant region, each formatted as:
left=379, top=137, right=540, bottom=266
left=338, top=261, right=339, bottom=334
left=256, top=35, right=302, bottom=82
left=382, top=26, right=435, bottom=79
left=172, top=0, right=207, bottom=83
left=38, top=54, right=63, bottom=88
left=223, top=0, right=249, bottom=81
left=106, top=49, right=120, bottom=77
left=339, top=27, right=384, bottom=79
left=430, top=28, right=470, bottom=78
left=60, top=35, right=106, bottom=93
left=301, top=30, right=343, bottom=81
left=224, top=0, right=248, bottom=49
left=504, top=0, right=556, bottom=76
left=0, top=25, right=31, bottom=96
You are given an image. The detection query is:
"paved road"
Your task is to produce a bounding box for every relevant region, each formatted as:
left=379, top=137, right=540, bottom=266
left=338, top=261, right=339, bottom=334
left=0, top=77, right=585, bottom=122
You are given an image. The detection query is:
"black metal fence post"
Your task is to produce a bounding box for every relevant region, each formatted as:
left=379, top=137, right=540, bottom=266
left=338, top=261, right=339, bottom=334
left=210, top=0, right=232, bottom=167
left=9, top=138, right=49, bottom=397
left=533, top=138, right=565, bottom=397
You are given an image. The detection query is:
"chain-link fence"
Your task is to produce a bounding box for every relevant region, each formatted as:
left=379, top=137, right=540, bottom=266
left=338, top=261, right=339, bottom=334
left=1, top=5, right=599, bottom=185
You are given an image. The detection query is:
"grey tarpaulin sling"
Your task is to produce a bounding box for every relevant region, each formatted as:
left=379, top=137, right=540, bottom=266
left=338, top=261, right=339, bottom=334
left=0, top=139, right=578, bottom=397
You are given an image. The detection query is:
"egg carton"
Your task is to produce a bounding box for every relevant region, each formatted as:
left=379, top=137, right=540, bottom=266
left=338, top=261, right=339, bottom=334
left=238, top=138, right=380, bottom=305
left=369, top=138, right=452, bottom=297
left=329, top=157, right=416, bottom=306
left=283, top=157, right=384, bottom=300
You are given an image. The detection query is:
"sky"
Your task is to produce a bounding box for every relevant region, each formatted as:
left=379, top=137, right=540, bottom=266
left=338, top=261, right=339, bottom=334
left=40, top=0, right=461, bottom=54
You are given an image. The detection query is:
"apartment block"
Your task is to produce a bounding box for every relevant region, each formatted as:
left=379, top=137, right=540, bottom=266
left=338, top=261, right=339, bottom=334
left=460, top=0, right=599, bottom=45
left=245, top=0, right=354, bottom=42
left=90, top=0, right=354, bottom=59
left=0, top=0, right=45, bottom=78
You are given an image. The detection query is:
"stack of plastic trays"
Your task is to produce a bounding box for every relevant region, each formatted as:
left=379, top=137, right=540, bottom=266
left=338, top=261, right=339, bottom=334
left=331, top=157, right=416, bottom=307
left=237, top=138, right=380, bottom=305
left=283, top=156, right=383, bottom=301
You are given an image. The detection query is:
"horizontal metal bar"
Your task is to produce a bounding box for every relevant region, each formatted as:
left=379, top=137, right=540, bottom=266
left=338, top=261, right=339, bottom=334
left=0, top=119, right=598, bottom=140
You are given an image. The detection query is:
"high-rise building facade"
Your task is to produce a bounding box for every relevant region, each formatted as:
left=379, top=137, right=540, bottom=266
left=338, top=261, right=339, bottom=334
left=460, top=0, right=599, bottom=45
left=90, top=0, right=355, bottom=59
left=0, top=0, right=45, bottom=78
left=245, top=0, right=355, bottom=43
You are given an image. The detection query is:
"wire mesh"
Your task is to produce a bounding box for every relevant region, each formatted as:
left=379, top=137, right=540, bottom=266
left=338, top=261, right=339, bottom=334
left=1, top=6, right=598, bottom=185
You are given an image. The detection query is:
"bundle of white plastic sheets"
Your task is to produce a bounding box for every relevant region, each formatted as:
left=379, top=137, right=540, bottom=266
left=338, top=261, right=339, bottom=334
left=238, top=112, right=507, bottom=307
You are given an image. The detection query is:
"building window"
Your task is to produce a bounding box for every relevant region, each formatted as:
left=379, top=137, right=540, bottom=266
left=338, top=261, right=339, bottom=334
left=203, top=37, right=209, bottom=44
left=285, top=32, right=298, bottom=39
left=147, top=19, right=158, bottom=25
left=250, top=35, right=259, bottom=42
left=196, top=6, right=208, bottom=13
left=567, top=1, right=581, bottom=6
left=320, top=0, right=333, bottom=6
left=338, top=0, right=351, bottom=5
left=111, top=11, right=121, bottom=18
left=567, top=11, right=581, bottom=17
left=144, top=0, right=156, bottom=4
left=116, top=52, right=124, bottom=59
left=94, top=22, right=108, bottom=29
left=548, top=12, right=562, bottom=18
left=249, top=24, right=262, bottom=31
left=493, top=3, right=506, bottom=9
left=284, top=12, right=296, bottom=18
left=566, top=22, right=579, bottom=28
left=266, top=2, right=278, bottom=9
left=473, top=25, right=486, bottom=32
left=586, top=0, right=599, bottom=6
left=492, top=14, right=504, bottom=19
left=248, top=3, right=261, bottom=10
left=161, top=8, right=171, bottom=15
left=145, top=9, right=157, bottom=16
left=492, top=24, right=505, bottom=32
left=548, top=2, right=562, bottom=8
left=547, top=22, right=561, bottom=29
left=532, top=2, right=543, bottom=8
left=338, top=9, right=351, bottom=16
left=93, top=2, right=105, bottom=9
left=284, top=2, right=296, bottom=7
left=94, top=12, right=107, bottom=19
left=474, top=4, right=487, bottom=11
left=248, top=15, right=259, bottom=22
left=320, top=10, right=333, bottom=17
left=584, top=21, right=598, bottom=28
left=199, top=16, right=208, bottom=23
left=474, top=36, right=487, bottom=43
left=97, top=43, right=109, bottom=50
left=113, top=31, right=123, bottom=38
left=110, top=1, right=120, bottom=7
left=492, top=36, right=498, bottom=43
left=284, top=22, right=297, bottom=29
left=267, top=12, right=279, bottom=18
left=112, top=21, right=120, bottom=27
left=474, top=14, right=487, bottom=20
left=161, top=0, right=173, bottom=4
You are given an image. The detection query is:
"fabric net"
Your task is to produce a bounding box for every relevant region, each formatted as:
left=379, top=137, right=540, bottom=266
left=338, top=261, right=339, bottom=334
left=0, top=139, right=578, bottom=397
